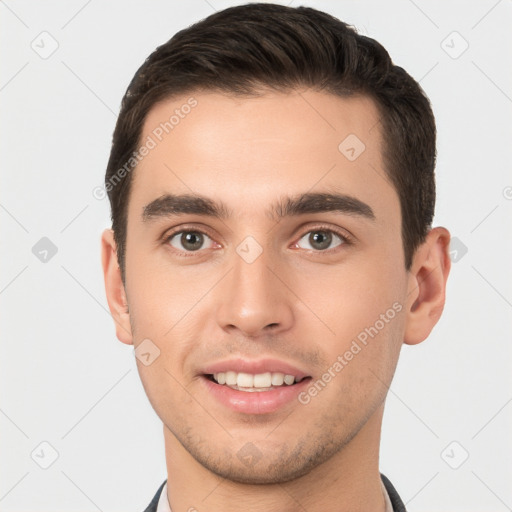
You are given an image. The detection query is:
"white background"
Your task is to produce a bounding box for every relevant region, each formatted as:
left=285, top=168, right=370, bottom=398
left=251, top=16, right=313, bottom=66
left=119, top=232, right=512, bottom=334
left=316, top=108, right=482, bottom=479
left=1, top=1, right=511, bottom=511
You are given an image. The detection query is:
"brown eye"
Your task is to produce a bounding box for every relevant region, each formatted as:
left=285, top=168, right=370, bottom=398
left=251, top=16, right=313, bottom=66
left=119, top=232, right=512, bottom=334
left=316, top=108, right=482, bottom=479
left=296, top=229, right=347, bottom=252
left=167, top=230, right=214, bottom=252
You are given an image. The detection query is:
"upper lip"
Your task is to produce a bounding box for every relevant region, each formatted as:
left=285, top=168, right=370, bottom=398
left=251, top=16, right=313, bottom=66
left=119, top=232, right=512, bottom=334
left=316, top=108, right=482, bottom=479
left=201, top=358, right=310, bottom=379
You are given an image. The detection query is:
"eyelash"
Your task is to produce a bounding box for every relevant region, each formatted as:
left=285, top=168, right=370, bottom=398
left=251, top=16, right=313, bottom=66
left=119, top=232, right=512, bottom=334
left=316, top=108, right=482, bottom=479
left=163, top=224, right=354, bottom=258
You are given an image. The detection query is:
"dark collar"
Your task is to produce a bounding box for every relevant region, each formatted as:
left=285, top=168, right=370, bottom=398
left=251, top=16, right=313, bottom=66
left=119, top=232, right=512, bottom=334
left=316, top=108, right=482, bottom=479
left=381, top=473, right=407, bottom=511
left=143, top=480, right=166, bottom=512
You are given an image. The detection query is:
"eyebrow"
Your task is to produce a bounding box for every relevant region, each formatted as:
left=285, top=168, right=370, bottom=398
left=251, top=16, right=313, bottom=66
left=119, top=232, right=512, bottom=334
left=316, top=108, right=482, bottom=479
left=141, top=191, right=375, bottom=224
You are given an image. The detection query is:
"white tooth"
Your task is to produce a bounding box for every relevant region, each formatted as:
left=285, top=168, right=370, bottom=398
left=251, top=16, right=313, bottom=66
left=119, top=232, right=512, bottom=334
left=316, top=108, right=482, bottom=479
left=253, top=372, right=272, bottom=388
left=237, top=372, right=254, bottom=387
left=217, top=372, right=226, bottom=385
left=225, top=371, right=237, bottom=385
left=271, top=372, right=285, bottom=386
left=284, top=374, right=295, bottom=385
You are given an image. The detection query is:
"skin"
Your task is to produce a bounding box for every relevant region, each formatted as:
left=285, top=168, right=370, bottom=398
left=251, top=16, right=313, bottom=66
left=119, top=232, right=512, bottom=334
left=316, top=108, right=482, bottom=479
left=101, top=89, right=451, bottom=512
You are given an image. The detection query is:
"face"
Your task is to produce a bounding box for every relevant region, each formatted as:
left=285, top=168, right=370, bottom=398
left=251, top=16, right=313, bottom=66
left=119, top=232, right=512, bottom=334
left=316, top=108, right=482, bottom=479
left=112, top=89, right=414, bottom=483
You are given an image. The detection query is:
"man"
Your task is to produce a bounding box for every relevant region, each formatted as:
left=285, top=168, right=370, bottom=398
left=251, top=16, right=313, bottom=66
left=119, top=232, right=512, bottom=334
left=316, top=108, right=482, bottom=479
left=101, top=3, right=451, bottom=511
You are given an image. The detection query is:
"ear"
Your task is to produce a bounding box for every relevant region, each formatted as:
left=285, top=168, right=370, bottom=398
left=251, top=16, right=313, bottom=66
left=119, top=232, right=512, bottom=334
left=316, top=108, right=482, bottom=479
left=403, top=226, right=451, bottom=345
left=101, top=228, right=133, bottom=345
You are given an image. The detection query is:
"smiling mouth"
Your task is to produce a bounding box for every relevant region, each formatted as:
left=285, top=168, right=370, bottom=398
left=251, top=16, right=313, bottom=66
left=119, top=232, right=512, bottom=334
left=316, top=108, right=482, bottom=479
left=204, top=371, right=312, bottom=392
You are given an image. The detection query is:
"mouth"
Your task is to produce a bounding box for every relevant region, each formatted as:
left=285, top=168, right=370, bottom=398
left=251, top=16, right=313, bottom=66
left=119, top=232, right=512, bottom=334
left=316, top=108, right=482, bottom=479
left=198, top=360, right=313, bottom=414
left=204, top=371, right=309, bottom=392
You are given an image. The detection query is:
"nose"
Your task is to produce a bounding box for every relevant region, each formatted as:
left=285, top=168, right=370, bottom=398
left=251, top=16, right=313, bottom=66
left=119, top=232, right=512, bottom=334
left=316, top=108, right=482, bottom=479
left=215, top=245, right=294, bottom=338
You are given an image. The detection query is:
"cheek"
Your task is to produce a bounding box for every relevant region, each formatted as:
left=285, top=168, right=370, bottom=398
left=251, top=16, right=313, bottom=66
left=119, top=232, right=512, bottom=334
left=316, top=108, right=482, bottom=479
left=301, top=285, right=406, bottom=425
left=297, top=256, right=405, bottom=334
left=125, top=243, right=202, bottom=331
left=124, top=250, right=215, bottom=384
left=295, top=253, right=407, bottom=388
left=136, top=359, right=203, bottom=433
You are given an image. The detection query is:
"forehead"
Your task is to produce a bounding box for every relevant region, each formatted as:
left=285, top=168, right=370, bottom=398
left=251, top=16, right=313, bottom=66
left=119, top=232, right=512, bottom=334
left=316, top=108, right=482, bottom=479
left=128, top=89, right=398, bottom=228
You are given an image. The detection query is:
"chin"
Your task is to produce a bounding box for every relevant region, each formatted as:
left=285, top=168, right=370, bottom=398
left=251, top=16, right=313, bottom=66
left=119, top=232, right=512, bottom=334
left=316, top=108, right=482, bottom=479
left=192, top=438, right=339, bottom=485
left=204, top=461, right=314, bottom=485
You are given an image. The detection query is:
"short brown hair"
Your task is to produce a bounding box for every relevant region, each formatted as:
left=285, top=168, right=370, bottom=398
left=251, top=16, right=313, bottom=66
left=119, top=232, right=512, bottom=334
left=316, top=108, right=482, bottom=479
left=105, top=2, right=436, bottom=283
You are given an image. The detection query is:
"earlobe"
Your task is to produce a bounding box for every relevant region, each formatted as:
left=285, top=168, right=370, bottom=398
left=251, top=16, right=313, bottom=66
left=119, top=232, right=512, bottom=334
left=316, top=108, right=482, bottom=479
left=403, top=227, right=451, bottom=345
left=101, top=228, right=133, bottom=345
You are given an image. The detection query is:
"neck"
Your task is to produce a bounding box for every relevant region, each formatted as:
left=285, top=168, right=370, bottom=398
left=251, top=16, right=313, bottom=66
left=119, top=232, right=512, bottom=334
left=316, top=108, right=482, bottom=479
left=163, top=404, right=386, bottom=512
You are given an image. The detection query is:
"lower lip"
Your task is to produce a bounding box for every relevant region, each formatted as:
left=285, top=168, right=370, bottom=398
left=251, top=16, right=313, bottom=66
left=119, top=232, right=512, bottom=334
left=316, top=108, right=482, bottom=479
left=200, top=375, right=312, bottom=415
